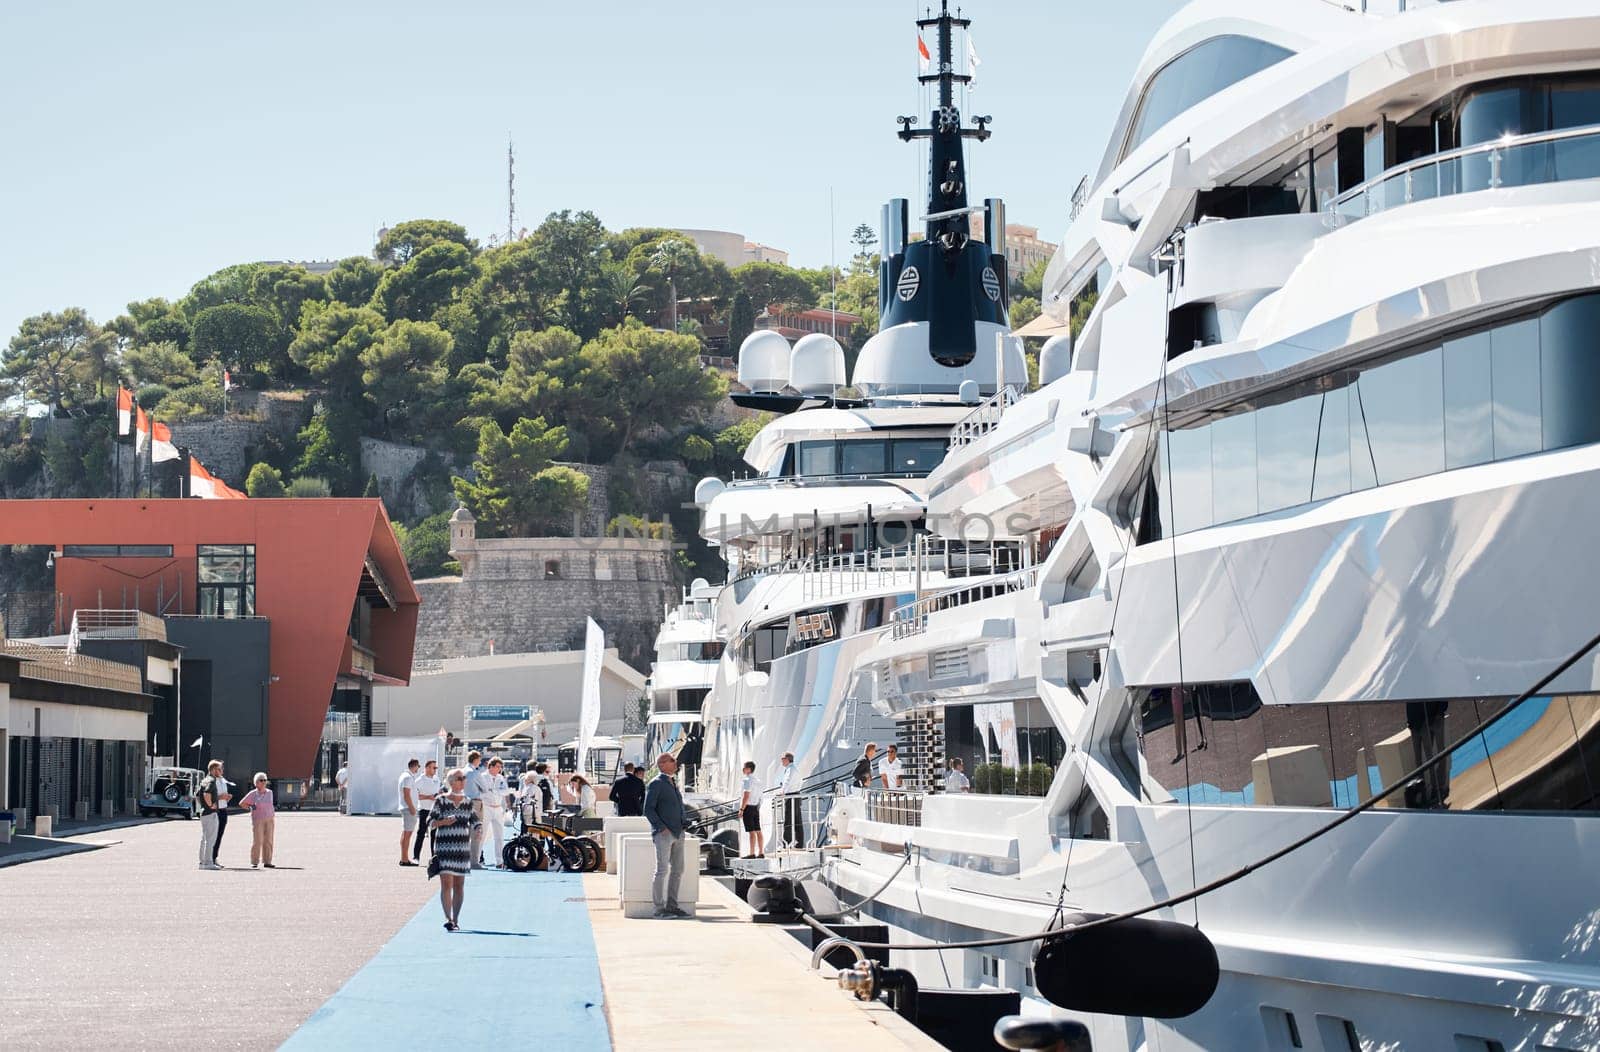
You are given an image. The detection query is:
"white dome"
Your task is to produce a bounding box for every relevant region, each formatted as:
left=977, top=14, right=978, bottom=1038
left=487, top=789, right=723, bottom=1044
left=1039, top=333, right=1073, bottom=386
left=736, top=331, right=791, bottom=394
left=789, top=333, right=846, bottom=396
left=690, top=577, right=710, bottom=592
left=693, top=477, right=727, bottom=506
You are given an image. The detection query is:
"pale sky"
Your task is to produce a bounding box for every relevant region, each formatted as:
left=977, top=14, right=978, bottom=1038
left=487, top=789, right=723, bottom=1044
left=0, top=1, right=1183, bottom=340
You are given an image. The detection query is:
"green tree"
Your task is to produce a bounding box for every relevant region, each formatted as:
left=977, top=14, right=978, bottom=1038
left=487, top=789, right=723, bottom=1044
left=189, top=303, right=281, bottom=375
left=1010, top=295, right=1042, bottom=331
left=584, top=324, right=724, bottom=456
left=1017, top=258, right=1049, bottom=300
left=362, top=472, right=381, bottom=498
left=327, top=256, right=385, bottom=307
left=182, top=263, right=267, bottom=314
left=290, top=303, right=387, bottom=399
left=121, top=339, right=198, bottom=389
left=294, top=408, right=363, bottom=494
left=401, top=511, right=454, bottom=578
left=648, top=237, right=699, bottom=332
left=850, top=222, right=879, bottom=274
left=370, top=241, right=477, bottom=323
left=248, top=264, right=328, bottom=337
left=375, top=219, right=477, bottom=265
left=452, top=417, right=590, bottom=537
left=2, top=308, right=111, bottom=411
left=726, top=290, right=754, bottom=357
left=599, top=262, right=652, bottom=326
left=528, top=210, right=613, bottom=336
left=732, top=261, right=818, bottom=312
left=680, top=433, right=713, bottom=464
left=245, top=462, right=286, bottom=497
left=360, top=319, right=452, bottom=439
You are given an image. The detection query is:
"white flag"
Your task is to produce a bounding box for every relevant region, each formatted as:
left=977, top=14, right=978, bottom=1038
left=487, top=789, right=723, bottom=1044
left=577, top=617, right=604, bottom=774
left=189, top=736, right=204, bottom=748
left=967, top=36, right=981, bottom=88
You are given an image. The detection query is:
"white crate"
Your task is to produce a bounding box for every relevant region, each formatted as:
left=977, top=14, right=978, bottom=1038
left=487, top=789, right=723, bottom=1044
left=617, top=832, right=700, bottom=919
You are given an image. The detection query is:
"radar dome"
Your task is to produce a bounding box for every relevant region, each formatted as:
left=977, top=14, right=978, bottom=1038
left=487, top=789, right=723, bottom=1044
left=737, top=331, right=791, bottom=394
left=789, top=333, right=846, bottom=396
left=691, top=577, right=710, bottom=592
left=1039, top=333, right=1073, bottom=386
left=693, top=477, right=727, bottom=506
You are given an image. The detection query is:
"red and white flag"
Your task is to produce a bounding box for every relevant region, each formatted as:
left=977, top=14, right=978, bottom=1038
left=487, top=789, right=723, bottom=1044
left=189, top=459, right=246, bottom=499
left=135, top=406, right=151, bottom=456
left=917, top=34, right=931, bottom=73
left=151, top=421, right=180, bottom=463
left=223, top=368, right=234, bottom=392
left=116, top=387, right=134, bottom=436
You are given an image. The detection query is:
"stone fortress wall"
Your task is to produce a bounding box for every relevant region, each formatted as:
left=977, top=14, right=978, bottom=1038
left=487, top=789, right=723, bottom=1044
left=411, top=507, right=676, bottom=673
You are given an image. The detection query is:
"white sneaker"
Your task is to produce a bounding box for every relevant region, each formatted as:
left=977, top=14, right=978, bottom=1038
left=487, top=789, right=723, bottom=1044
left=203, top=863, right=222, bottom=871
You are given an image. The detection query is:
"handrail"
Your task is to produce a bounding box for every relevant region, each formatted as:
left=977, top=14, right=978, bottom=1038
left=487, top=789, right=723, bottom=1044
left=891, top=564, right=1038, bottom=640
left=948, top=385, right=1022, bottom=450
left=69, top=609, right=168, bottom=641
left=1328, top=122, right=1600, bottom=219
left=722, top=471, right=927, bottom=490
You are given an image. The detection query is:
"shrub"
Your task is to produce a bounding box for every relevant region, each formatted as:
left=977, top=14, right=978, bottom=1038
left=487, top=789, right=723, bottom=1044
left=245, top=463, right=286, bottom=498
left=287, top=476, right=331, bottom=498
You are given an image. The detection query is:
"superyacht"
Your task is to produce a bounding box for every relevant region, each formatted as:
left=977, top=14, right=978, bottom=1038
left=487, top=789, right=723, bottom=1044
left=687, top=0, right=1028, bottom=814
left=823, top=0, right=1600, bottom=1048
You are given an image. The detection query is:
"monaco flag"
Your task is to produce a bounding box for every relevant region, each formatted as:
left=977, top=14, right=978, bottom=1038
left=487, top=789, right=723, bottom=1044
left=190, top=460, right=246, bottom=499
left=116, top=387, right=134, bottom=437
left=151, top=421, right=180, bottom=463
left=134, top=405, right=151, bottom=455
left=917, top=34, right=930, bottom=72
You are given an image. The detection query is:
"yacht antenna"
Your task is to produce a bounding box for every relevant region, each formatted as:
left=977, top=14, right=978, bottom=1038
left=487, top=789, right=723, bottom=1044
left=507, top=135, right=516, bottom=242
left=899, top=0, right=990, bottom=246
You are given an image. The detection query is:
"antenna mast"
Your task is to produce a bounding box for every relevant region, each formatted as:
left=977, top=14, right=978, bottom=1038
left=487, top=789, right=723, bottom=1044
left=507, top=136, right=517, bottom=242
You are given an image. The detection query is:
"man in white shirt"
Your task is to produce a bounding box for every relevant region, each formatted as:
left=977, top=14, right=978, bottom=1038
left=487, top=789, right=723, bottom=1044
left=945, top=756, right=971, bottom=793
left=773, top=752, right=800, bottom=848
left=739, top=761, right=765, bottom=858
left=463, top=750, right=488, bottom=868
left=335, top=764, right=349, bottom=813
left=398, top=759, right=420, bottom=866
left=411, top=759, right=441, bottom=862
left=879, top=744, right=904, bottom=790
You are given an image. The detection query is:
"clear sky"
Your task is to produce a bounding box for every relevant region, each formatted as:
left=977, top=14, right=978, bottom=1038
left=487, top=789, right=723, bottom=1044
left=0, top=1, right=1182, bottom=340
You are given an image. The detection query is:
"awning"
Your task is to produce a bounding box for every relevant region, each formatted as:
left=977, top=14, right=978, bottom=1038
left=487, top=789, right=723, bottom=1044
left=1013, top=313, right=1072, bottom=338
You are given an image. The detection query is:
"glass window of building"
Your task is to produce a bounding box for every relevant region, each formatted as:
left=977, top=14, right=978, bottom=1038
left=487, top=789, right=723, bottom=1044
left=1123, top=36, right=1293, bottom=160
left=198, top=543, right=255, bottom=618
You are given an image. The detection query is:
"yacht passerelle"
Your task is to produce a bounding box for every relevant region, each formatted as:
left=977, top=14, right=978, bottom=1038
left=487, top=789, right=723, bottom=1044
left=818, top=0, right=1600, bottom=1048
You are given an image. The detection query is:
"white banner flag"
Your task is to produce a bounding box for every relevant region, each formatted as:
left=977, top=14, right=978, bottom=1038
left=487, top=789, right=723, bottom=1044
left=577, top=617, right=604, bottom=774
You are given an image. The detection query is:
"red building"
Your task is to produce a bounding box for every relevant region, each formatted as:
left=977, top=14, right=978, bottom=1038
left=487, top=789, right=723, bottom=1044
left=0, top=499, right=419, bottom=781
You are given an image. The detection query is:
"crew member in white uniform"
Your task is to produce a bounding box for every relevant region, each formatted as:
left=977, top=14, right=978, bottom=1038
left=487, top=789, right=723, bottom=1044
left=481, top=757, right=510, bottom=868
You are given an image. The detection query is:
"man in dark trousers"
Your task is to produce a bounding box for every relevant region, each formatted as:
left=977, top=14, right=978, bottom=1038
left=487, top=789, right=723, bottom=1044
left=611, top=762, right=646, bottom=817
left=642, top=753, right=688, bottom=918
left=852, top=743, right=877, bottom=788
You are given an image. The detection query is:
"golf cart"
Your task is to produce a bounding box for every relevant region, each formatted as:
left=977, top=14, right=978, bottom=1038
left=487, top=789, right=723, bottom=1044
left=139, top=766, right=206, bottom=819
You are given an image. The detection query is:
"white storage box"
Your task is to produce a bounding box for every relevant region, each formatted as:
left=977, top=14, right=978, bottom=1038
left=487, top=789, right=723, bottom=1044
left=618, top=832, right=700, bottom=919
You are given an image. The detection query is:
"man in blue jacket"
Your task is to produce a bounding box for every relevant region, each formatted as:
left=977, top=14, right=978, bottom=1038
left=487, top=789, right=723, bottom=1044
left=642, top=753, right=688, bottom=918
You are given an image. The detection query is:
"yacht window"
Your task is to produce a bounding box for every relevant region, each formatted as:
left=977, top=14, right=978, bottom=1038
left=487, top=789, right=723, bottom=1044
left=751, top=624, right=788, bottom=672
left=840, top=440, right=889, bottom=476
left=1138, top=292, right=1600, bottom=540
left=943, top=700, right=1065, bottom=796
left=797, top=441, right=838, bottom=476
left=891, top=437, right=948, bottom=475
left=1123, top=36, right=1293, bottom=160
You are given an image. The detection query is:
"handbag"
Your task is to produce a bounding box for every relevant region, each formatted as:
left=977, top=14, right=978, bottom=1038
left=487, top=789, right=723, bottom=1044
left=426, top=853, right=442, bottom=879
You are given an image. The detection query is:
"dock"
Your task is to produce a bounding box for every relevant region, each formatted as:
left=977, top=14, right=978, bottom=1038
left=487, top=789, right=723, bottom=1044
left=0, top=812, right=937, bottom=1049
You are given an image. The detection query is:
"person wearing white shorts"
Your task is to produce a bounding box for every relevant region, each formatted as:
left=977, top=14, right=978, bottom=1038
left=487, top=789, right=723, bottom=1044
left=398, top=759, right=420, bottom=867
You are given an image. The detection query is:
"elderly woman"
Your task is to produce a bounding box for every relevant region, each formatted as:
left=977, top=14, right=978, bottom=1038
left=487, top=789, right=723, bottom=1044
left=429, top=767, right=480, bottom=932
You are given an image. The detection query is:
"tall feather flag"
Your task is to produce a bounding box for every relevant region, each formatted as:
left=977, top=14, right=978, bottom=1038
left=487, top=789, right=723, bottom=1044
left=116, top=387, right=134, bottom=437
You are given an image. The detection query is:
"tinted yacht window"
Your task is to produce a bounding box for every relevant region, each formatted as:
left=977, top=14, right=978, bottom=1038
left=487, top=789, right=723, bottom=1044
left=1123, top=36, right=1293, bottom=160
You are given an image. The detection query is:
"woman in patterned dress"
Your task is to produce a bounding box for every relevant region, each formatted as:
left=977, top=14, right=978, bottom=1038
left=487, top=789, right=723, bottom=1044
left=430, top=768, right=480, bottom=931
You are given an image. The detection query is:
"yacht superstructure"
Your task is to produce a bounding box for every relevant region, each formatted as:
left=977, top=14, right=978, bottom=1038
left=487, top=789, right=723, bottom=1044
left=825, top=0, right=1600, bottom=1047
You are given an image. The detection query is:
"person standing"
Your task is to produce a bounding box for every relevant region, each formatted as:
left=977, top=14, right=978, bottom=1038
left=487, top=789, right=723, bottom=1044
left=774, top=752, right=800, bottom=849
left=533, top=763, right=557, bottom=822
left=739, top=760, right=765, bottom=858
left=879, top=744, right=904, bottom=790
left=211, top=762, right=233, bottom=867
left=610, top=762, right=645, bottom=817
left=568, top=774, right=597, bottom=818
left=197, top=760, right=223, bottom=871
left=429, top=768, right=480, bottom=932
left=239, top=772, right=276, bottom=868
left=335, top=763, right=349, bottom=814
left=398, top=758, right=420, bottom=867
left=463, top=750, right=488, bottom=868
left=643, top=753, right=688, bottom=919
left=945, top=757, right=971, bottom=793
left=482, top=758, right=509, bottom=868
left=852, top=743, right=878, bottom=789
left=412, top=759, right=440, bottom=862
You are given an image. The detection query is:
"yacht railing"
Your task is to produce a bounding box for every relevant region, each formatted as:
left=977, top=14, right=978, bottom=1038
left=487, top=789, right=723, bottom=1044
left=891, top=564, right=1039, bottom=640
left=722, top=471, right=926, bottom=490
left=948, top=385, right=1022, bottom=450
left=863, top=787, right=924, bottom=827
left=1328, top=122, right=1600, bottom=221
left=800, top=539, right=1026, bottom=602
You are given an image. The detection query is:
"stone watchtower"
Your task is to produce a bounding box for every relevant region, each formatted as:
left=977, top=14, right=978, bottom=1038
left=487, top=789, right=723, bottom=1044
left=448, top=504, right=478, bottom=576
